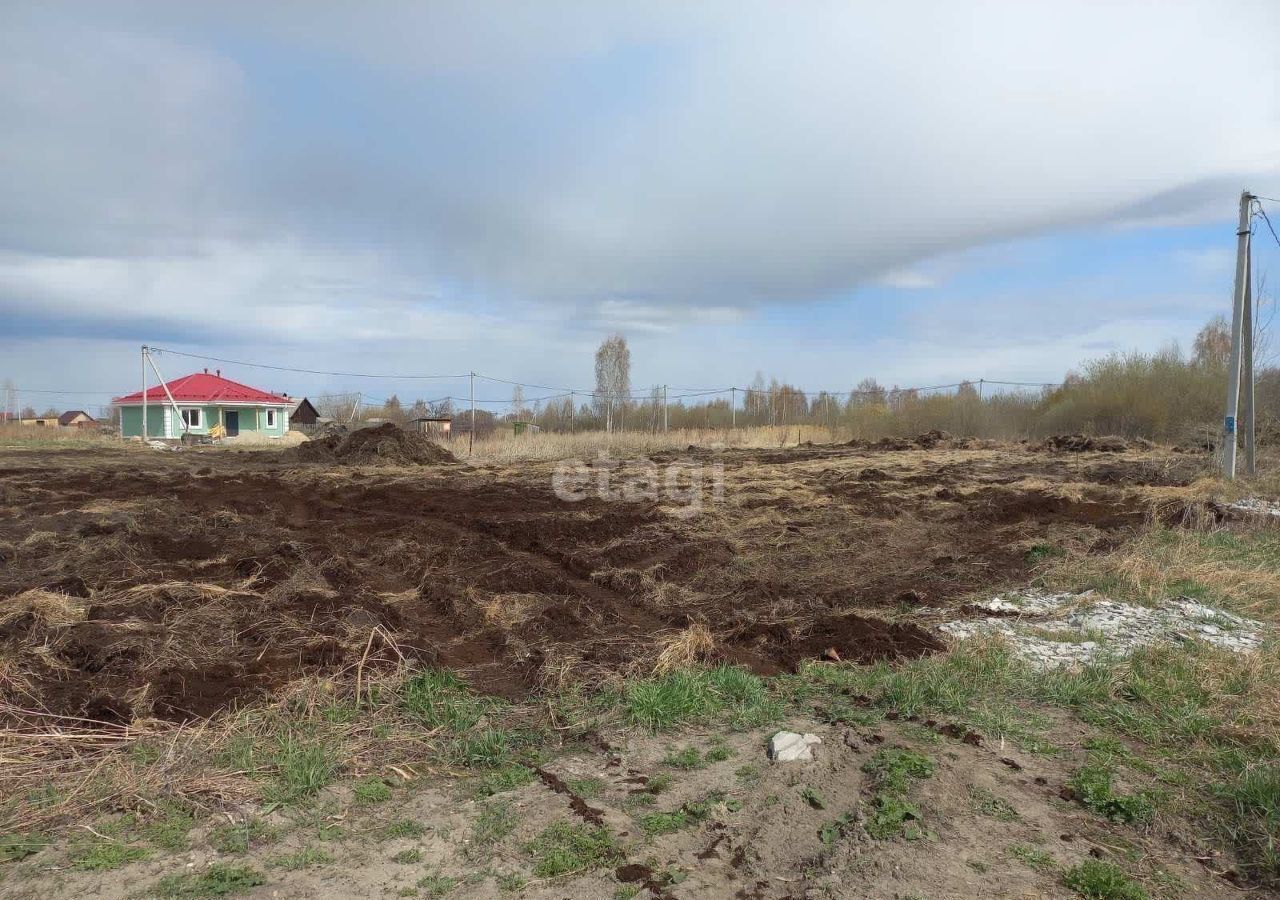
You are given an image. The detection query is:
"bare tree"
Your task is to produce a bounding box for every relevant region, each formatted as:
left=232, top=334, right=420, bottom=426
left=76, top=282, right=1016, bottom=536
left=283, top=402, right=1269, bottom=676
left=594, top=333, right=631, bottom=432
left=511, top=384, right=526, bottom=420
left=1192, top=315, right=1231, bottom=368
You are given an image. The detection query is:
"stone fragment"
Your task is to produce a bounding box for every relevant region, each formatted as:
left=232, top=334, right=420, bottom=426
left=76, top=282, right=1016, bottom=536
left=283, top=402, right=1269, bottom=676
left=768, top=731, right=822, bottom=762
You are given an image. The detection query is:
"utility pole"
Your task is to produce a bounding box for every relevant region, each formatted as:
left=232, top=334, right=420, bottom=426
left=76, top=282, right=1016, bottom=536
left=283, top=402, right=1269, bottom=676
left=1243, top=240, right=1256, bottom=476
left=469, top=372, right=475, bottom=456
left=1223, top=190, right=1253, bottom=480
left=663, top=385, right=668, bottom=432
left=731, top=387, right=736, bottom=429
left=141, top=345, right=148, bottom=441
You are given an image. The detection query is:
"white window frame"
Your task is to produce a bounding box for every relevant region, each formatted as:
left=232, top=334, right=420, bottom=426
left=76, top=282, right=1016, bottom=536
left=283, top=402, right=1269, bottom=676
left=180, top=407, right=203, bottom=430
left=265, top=408, right=277, bottom=429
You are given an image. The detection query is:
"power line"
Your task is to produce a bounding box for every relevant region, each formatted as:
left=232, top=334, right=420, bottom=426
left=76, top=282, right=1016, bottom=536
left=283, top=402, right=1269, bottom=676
left=147, top=346, right=469, bottom=380
left=1253, top=198, right=1280, bottom=254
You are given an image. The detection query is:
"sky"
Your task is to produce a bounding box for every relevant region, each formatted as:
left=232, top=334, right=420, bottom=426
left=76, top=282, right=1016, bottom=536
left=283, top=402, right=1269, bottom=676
left=2, top=1, right=1280, bottom=415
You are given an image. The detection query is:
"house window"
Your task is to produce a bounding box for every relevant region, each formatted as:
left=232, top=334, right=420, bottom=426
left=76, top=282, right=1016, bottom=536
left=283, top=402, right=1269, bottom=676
left=266, top=409, right=277, bottom=428
left=181, top=408, right=202, bottom=429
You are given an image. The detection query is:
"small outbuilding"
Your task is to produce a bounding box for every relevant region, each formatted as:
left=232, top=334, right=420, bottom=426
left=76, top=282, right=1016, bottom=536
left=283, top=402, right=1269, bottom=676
left=57, top=410, right=97, bottom=428
left=289, top=398, right=321, bottom=426
left=412, top=417, right=452, bottom=440
left=114, top=369, right=292, bottom=440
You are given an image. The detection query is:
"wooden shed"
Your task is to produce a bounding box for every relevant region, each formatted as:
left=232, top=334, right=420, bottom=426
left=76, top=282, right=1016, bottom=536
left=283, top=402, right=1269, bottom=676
left=290, top=398, right=321, bottom=426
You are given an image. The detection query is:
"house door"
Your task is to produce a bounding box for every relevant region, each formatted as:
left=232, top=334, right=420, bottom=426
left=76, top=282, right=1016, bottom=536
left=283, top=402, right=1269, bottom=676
left=224, top=411, right=239, bottom=436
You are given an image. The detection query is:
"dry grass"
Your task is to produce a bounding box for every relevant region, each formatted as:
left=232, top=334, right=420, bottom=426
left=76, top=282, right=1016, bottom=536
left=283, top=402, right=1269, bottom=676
left=465, top=425, right=845, bottom=462
left=0, top=425, right=118, bottom=448
left=652, top=624, right=716, bottom=675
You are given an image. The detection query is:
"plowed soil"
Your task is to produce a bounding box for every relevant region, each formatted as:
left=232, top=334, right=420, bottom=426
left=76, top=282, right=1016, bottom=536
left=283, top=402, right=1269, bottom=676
left=0, top=441, right=1208, bottom=725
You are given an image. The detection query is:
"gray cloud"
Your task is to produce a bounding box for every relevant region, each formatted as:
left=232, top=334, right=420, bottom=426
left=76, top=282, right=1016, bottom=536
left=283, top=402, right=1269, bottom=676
left=1, top=0, right=1278, bottom=392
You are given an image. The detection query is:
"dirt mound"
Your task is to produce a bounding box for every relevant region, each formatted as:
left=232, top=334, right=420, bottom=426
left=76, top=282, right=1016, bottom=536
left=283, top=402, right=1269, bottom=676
left=847, top=430, right=959, bottom=451
left=293, top=422, right=457, bottom=466
left=1040, top=434, right=1129, bottom=453
left=730, top=613, right=944, bottom=672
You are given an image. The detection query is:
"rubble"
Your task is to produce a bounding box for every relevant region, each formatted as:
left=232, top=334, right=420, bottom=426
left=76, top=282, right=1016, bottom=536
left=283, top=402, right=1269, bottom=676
left=940, top=589, right=1264, bottom=669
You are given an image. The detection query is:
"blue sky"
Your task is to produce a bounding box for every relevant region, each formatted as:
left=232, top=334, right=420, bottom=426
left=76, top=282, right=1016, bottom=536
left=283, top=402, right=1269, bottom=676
left=1, top=2, right=1278, bottom=415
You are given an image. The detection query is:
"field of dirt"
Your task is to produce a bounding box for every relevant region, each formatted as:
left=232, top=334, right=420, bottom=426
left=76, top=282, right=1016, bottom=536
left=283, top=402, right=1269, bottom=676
left=0, top=439, right=1210, bottom=727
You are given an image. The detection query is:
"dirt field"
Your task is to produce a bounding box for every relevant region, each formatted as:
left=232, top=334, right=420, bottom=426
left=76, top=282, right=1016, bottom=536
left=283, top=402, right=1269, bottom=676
left=0, top=439, right=1203, bottom=726
left=4, top=437, right=1261, bottom=900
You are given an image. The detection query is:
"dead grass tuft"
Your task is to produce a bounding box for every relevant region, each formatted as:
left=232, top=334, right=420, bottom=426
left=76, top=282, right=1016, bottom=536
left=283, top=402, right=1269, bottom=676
left=0, top=589, right=87, bottom=630
left=652, top=624, right=716, bottom=675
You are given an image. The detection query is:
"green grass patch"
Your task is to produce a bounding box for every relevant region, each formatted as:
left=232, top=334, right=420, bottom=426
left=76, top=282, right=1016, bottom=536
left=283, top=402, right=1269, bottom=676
left=1008, top=843, right=1056, bottom=872
left=620, top=666, right=781, bottom=731
left=1062, top=860, right=1148, bottom=899
left=799, top=785, right=826, bottom=809
left=468, top=800, right=519, bottom=860
left=1068, top=764, right=1155, bottom=825
left=382, top=819, right=425, bottom=839
left=662, top=747, right=706, bottom=769
left=140, top=803, right=196, bottom=852
left=417, top=871, right=459, bottom=897
left=352, top=776, right=392, bottom=805
left=862, top=748, right=934, bottom=839
left=645, top=772, right=674, bottom=795
left=969, top=786, right=1020, bottom=822
left=0, top=832, right=48, bottom=863
left=209, top=819, right=276, bottom=855
left=391, top=848, right=422, bottom=864
left=263, top=732, right=341, bottom=804
left=566, top=777, right=604, bottom=799
left=524, top=822, right=623, bottom=878
left=152, top=864, right=267, bottom=897
left=818, top=812, right=858, bottom=846
left=639, top=792, right=725, bottom=836
left=70, top=840, right=149, bottom=871
left=402, top=670, right=498, bottom=732
left=475, top=764, right=536, bottom=797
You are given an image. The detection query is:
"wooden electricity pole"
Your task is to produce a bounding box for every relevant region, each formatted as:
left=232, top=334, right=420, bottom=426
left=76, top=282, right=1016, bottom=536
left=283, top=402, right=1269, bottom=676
left=1222, top=190, right=1254, bottom=480
left=469, top=372, right=475, bottom=456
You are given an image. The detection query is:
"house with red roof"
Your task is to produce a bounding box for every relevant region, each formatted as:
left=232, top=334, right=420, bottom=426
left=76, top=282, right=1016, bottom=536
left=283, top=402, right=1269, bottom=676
left=114, top=368, right=292, bottom=440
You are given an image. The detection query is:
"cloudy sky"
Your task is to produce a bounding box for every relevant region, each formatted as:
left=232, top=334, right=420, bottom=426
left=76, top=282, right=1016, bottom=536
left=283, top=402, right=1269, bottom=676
left=3, top=1, right=1279, bottom=414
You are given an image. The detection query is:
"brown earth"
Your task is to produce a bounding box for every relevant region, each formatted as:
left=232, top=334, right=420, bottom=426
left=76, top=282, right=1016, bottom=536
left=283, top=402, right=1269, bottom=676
left=0, top=441, right=1210, bottom=726
left=290, top=421, right=458, bottom=466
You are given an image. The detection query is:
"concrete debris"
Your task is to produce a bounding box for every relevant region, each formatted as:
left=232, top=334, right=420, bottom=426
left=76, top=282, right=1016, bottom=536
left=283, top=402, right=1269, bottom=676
left=768, top=731, right=822, bottom=762
left=940, top=590, right=1263, bottom=670
left=1224, top=497, right=1280, bottom=519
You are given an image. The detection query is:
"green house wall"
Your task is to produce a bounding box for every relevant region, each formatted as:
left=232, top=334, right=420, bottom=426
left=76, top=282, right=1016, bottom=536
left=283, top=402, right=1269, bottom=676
left=120, top=404, right=289, bottom=439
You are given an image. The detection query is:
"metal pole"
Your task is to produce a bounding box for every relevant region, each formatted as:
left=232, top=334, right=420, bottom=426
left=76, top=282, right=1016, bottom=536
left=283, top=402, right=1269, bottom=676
left=1244, top=236, right=1256, bottom=476
left=731, top=387, right=736, bottom=429
left=141, top=345, right=148, bottom=441
left=1223, top=190, right=1253, bottom=480
left=147, top=352, right=189, bottom=437
left=663, top=385, right=668, bottom=432
left=469, top=372, right=475, bottom=456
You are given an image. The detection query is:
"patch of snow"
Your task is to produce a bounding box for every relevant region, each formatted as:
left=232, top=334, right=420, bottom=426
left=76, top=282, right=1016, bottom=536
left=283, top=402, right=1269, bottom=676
left=940, top=590, right=1264, bottom=670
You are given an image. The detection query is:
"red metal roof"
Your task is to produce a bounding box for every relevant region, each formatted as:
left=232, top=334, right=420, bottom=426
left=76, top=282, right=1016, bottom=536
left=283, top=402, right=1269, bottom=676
left=115, top=372, right=290, bottom=405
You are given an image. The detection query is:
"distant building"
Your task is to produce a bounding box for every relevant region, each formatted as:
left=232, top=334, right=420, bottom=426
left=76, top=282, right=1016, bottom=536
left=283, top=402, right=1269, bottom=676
left=289, top=397, right=321, bottom=426
left=114, top=369, right=292, bottom=440
left=412, top=417, right=452, bottom=439
left=57, top=410, right=97, bottom=428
